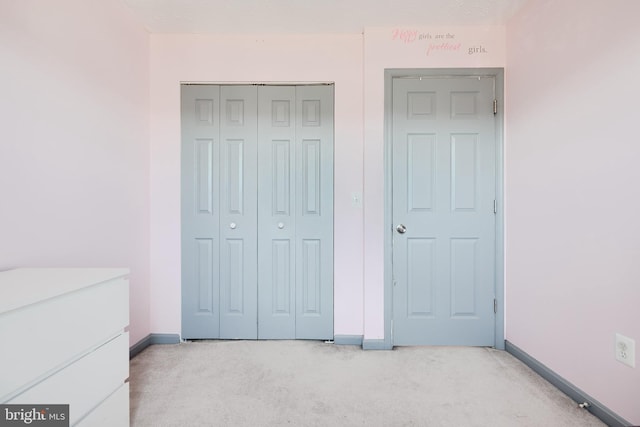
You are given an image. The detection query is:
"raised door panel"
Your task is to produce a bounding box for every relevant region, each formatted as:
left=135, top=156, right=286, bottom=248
left=195, top=238, right=215, bottom=314
left=301, top=239, right=322, bottom=315
left=271, top=240, right=292, bottom=314
left=450, top=238, right=479, bottom=317
left=407, top=134, right=436, bottom=212
left=302, top=139, right=321, bottom=215
left=451, top=134, right=478, bottom=212
left=407, top=238, right=435, bottom=318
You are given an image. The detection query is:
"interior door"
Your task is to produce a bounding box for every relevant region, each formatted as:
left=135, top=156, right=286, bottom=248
left=181, top=85, right=258, bottom=339
left=392, top=76, right=496, bottom=346
left=181, top=85, right=221, bottom=339
left=219, top=85, right=258, bottom=339
left=293, top=85, right=334, bottom=340
left=257, top=85, right=297, bottom=338
left=182, top=84, right=333, bottom=340
left=257, top=85, right=334, bottom=339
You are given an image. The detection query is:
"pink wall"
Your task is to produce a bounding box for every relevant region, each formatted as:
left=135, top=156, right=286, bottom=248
left=148, top=34, right=364, bottom=336
left=149, top=28, right=505, bottom=339
left=363, top=26, right=506, bottom=339
left=0, top=0, right=151, bottom=346
left=505, top=0, right=640, bottom=423
left=3, top=4, right=637, bottom=420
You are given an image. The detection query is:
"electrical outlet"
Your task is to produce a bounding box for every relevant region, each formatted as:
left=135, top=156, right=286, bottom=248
left=615, top=333, right=635, bottom=368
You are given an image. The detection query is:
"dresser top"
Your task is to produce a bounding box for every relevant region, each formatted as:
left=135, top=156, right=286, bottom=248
left=0, top=268, right=129, bottom=314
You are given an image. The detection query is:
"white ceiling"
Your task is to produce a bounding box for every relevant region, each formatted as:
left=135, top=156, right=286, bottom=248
left=122, top=0, right=529, bottom=34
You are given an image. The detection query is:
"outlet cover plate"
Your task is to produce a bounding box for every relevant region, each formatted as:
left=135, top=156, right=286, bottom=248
left=615, top=333, right=635, bottom=368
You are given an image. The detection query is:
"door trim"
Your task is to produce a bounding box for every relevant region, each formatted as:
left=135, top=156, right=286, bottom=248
left=383, top=68, right=505, bottom=349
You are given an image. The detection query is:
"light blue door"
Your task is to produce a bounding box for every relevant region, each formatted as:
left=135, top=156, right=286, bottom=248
left=257, top=85, right=334, bottom=340
left=181, top=85, right=221, bottom=338
left=181, top=85, right=258, bottom=339
left=182, top=84, right=333, bottom=340
left=257, top=86, right=297, bottom=338
left=293, top=85, right=334, bottom=339
left=219, top=85, right=259, bottom=339
left=392, top=76, right=496, bottom=346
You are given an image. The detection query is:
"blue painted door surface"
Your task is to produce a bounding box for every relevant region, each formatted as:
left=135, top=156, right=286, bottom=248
left=182, top=84, right=333, bottom=340
left=257, top=86, right=297, bottom=339
left=392, top=77, right=496, bottom=346
left=219, top=85, right=259, bottom=339
left=181, top=84, right=222, bottom=339
left=181, top=85, right=258, bottom=339
left=258, top=86, right=334, bottom=339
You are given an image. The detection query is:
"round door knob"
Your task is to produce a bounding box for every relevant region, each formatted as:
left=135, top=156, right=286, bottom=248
left=230, top=222, right=237, bottom=229
left=278, top=222, right=285, bottom=229
left=396, top=224, right=407, bottom=234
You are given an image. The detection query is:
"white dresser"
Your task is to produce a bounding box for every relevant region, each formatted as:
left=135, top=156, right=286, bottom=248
left=0, top=268, right=130, bottom=426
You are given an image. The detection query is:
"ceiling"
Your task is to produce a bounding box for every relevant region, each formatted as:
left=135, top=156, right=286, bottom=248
left=122, top=0, right=529, bottom=34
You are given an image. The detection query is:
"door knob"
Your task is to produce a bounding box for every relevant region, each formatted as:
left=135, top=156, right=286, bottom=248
left=396, top=224, right=407, bottom=234
left=230, top=222, right=237, bottom=229
left=278, top=222, right=285, bottom=229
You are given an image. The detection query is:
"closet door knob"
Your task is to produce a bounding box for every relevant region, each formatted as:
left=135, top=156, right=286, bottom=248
left=230, top=222, right=237, bottom=229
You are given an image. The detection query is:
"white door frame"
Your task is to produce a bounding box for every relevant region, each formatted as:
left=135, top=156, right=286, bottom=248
left=383, top=68, right=505, bottom=349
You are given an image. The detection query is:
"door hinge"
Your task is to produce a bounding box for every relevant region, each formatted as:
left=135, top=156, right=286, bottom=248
left=493, top=200, right=497, bottom=214
left=494, top=299, right=497, bottom=314
left=493, top=99, right=497, bottom=115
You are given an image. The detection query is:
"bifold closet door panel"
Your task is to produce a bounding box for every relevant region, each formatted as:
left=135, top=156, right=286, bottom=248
left=181, top=84, right=261, bottom=340
left=257, top=85, right=297, bottom=339
left=181, top=85, right=222, bottom=339
left=219, top=85, right=259, bottom=339
left=295, top=85, right=334, bottom=339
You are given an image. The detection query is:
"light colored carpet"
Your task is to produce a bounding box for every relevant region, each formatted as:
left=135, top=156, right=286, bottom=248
left=129, top=341, right=605, bottom=427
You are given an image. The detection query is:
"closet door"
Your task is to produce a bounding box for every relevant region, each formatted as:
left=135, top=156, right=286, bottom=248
left=219, top=85, right=259, bottom=339
left=257, top=85, right=334, bottom=339
left=182, top=84, right=333, bottom=340
left=258, top=86, right=297, bottom=338
left=294, top=85, right=334, bottom=339
left=181, top=85, right=221, bottom=338
left=181, top=85, right=259, bottom=340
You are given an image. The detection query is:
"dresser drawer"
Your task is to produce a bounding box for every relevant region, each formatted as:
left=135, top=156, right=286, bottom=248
left=76, top=383, right=129, bottom=427
left=8, top=332, right=129, bottom=425
left=0, top=277, right=128, bottom=400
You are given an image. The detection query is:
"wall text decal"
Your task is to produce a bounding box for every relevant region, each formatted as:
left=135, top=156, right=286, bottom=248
left=391, top=29, right=489, bottom=56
